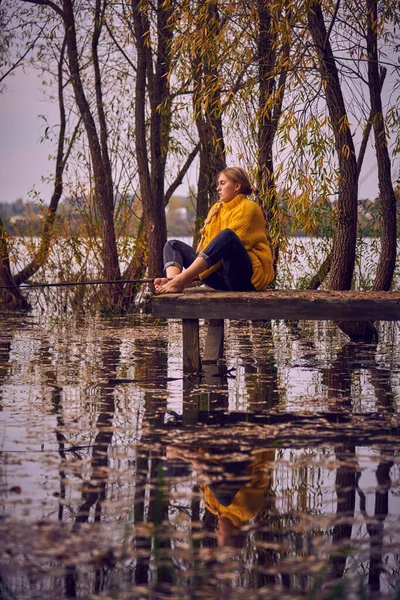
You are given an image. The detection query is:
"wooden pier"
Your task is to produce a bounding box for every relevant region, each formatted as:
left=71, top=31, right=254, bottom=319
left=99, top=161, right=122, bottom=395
left=151, top=289, right=400, bottom=372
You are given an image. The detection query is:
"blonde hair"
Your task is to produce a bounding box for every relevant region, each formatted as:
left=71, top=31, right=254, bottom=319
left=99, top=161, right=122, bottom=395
left=218, top=167, right=253, bottom=196
left=196, top=167, right=255, bottom=253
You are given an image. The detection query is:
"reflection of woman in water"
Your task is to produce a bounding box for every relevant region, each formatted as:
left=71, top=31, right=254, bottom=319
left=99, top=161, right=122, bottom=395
left=166, top=447, right=274, bottom=548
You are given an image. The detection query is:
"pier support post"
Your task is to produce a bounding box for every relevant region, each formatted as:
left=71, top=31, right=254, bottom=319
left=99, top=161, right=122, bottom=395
left=203, top=319, right=224, bottom=363
left=182, top=318, right=201, bottom=373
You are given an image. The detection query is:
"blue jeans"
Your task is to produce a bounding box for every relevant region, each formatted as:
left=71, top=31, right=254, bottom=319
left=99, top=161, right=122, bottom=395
left=163, top=229, right=255, bottom=291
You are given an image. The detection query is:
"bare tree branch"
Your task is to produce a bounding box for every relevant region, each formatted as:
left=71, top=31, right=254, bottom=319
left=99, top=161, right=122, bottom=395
left=324, top=0, right=341, bottom=50
left=357, top=67, right=387, bottom=177
left=164, top=142, right=200, bottom=206
left=21, top=0, right=64, bottom=18
left=0, top=29, right=43, bottom=84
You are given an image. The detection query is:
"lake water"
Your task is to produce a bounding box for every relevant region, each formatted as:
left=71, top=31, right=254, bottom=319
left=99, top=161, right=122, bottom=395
left=0, top=303, right=399, bottom=599
left=1, top=235, right=400, bottom=598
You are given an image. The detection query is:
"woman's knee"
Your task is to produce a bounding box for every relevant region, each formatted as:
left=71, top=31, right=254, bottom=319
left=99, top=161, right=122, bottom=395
left=215, top=228, right=240, bottom=244
left=164, top=239, right=178, bottom=251
left=163, top=239, right=178, bottom=264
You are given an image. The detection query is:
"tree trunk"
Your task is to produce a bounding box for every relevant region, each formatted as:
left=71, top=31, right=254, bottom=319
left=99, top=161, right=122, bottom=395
left=132, top=0, right=170, bottom=279
left=307, top=0, right=358, bottom=291
left=366, top=0, right=397, bottom=292
left=308, top=68, right=387, bottom=291
left=193, top=1, right=226, bottom=245
left=307, top=0, right=378, bottom=342
left=62, top=0, right=121, bottom=293
left=121, top=217, right=148, bottom=307
left=91, top=0, right=121, bottom=291
left=148, top=0, right=172, bottom=276
left=0, top=217, right=30, bottom=310
left=257, top=1, right=290, bottom=275
left=194, top=114, right=226, bottom=243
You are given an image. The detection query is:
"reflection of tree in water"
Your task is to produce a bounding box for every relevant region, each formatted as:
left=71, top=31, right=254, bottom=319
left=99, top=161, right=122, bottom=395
left=357, top=454, right=395, bottom=593
left=164, top=325, right=398, bottom=597
left=246, top=332, right=398, bottom=596
left=322, top=340, right=396, bottom=594
left=320, top=340, right=396, bottom=412
left=0, top=317, right=26, bottom=402
left=330, top=446, right=357, bottom=580
left=0, top=335, right=12, bottom=386
left=232, top=321, right=281, bottom=411
left=329, top=446, right=397, bottom=595
left=44, top=334, right=121, bottom=596
left=132, top=335, right=175, bottom=594
left=0, top=319, right=22, bottom=599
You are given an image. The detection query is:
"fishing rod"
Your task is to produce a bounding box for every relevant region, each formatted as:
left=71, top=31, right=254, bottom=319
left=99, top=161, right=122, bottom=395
left=0, top=277, right=160, bottom=290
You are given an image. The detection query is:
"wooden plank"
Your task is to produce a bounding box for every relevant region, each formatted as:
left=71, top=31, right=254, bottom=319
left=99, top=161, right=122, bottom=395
left=203, top=319, right=224, bottom=363
left=152, top=290, right=400, bottom=321
left=182, top=318, right=201, bottom=373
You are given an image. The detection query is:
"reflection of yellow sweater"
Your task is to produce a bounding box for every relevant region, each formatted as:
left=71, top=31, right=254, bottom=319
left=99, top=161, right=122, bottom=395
left=197, top=194, right=274, bottom=290
left=202, top=450, right=274, bottom=529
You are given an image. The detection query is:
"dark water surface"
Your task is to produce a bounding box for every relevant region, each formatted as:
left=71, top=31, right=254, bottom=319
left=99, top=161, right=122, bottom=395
left=1, top=312, right=399, bottom=600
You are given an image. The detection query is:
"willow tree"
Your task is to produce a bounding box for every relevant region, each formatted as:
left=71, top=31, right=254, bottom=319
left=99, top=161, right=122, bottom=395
left=306, top=0, right=358, bottom=291
left=168, top=0, right=229, bottom=243
left=305, top=0, right=399, bottom=292
left=306, top=0, right=379, bottom=341
left=17, top=0, right=122, bottom=311
left=171, top=0, right=291, bottom=245
left=108, top=0, right=199, bottom=281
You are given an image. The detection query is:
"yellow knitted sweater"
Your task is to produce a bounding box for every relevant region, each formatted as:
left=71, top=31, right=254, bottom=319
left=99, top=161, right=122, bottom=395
left=196, top=194, right=274, bottom=290
left=202, top=450, right=274, bottom=528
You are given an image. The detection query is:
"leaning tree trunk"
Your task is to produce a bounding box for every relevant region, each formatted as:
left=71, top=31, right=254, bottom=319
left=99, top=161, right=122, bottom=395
left=308, top=68, right=387, bottom=291
left=192, top=0, right=226, bottom=246
left=257, top=0, right=290, bottom=276
left=307, top=0, right=378, bottom=342
left=63, top=0, right=121, bottom=307
left=132, top=0, right=170, bottom=279
left=366, top=0, right=397, bottom=292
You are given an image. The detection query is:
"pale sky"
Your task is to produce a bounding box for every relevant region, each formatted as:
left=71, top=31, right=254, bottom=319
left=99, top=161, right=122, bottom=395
left=0, top=68, right=60, bottom=204
left=0, top=66, right=398, bottom=205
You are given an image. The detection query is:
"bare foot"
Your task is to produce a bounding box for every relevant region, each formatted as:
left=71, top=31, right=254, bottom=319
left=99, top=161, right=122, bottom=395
left=154, top=277, right=169, bottom=288
left=156, top=277, right=186, bottom=294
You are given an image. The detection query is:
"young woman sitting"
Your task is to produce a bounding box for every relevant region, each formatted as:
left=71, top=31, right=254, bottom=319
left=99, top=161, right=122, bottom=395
left=155, top=167, right=274, bottom=294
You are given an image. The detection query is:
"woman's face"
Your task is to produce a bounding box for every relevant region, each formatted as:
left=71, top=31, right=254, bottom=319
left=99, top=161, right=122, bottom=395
left=217, top=174, right=241, bottom=203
